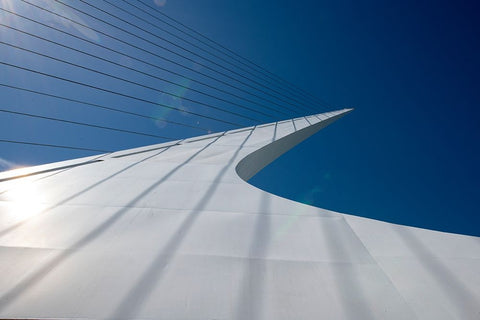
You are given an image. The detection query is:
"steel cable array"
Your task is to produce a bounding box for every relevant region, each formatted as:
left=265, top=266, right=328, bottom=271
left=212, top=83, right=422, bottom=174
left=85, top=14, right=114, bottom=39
left=70, top=0, right=316, bottom=112
left=0, top=8, right=299, bottom=116
left=131, top=0, right=330, bottom=108
left=0, top=0, right=334, bottom=156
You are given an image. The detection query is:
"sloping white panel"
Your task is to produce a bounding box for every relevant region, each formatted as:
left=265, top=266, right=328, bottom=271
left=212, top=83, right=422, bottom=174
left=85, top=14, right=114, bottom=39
left=0, top=109, right=478, bottom=319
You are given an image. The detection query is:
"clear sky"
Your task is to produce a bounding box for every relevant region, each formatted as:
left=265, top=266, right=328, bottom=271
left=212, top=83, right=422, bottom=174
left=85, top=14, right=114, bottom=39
left=1, top=0, right=479, bottom=236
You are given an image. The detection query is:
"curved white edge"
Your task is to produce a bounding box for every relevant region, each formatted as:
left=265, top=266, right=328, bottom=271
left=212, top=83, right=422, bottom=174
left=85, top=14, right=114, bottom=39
left=1, top=108, right=479, bottom=320
left=236, top=110, right=352, bottom=181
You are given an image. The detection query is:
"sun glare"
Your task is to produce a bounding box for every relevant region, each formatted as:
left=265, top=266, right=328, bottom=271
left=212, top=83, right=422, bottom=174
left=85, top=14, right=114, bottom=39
left=3, top=182, right=47, bottom=223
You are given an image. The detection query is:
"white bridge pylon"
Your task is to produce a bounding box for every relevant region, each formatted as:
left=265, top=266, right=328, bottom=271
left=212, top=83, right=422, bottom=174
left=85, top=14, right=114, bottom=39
left=0, top=109, right=479, bottom=319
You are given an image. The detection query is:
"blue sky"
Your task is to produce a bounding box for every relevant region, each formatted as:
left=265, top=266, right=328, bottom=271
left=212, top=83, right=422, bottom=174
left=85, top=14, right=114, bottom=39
left=1, top=0, right=479, bottom=236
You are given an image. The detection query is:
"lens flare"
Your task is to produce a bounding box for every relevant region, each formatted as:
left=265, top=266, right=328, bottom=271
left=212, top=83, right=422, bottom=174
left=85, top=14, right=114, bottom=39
left=273, top=186, right=323, bottom=240
left=154, top=0, right=167, bottom=7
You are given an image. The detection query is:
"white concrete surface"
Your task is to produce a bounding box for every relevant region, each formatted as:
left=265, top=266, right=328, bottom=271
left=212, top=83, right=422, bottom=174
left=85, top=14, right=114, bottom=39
left=0, top=109, right=479, bottom=319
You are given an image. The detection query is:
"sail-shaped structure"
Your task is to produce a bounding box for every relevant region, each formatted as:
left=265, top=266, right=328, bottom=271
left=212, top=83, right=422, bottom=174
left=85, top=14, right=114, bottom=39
left=1, top=109, right=479, bottom=319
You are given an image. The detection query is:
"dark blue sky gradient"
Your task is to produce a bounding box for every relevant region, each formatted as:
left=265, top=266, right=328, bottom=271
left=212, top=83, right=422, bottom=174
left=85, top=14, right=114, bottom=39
left=244, top=0, right=480, bottom=236
left=1, top=0, right=479, bottom=235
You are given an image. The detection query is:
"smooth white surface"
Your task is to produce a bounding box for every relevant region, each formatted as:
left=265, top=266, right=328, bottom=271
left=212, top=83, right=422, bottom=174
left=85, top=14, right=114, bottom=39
left=0, top=109, right=479, bottom=319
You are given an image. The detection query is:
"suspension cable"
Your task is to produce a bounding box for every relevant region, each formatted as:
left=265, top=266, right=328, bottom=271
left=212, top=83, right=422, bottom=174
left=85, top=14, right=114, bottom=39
left=0, top=25, right=279, bottom=119
left=0, top=109, right=174, bottom=140
left=57, top=0, right=317, bottom=113
left=0, top=83, right=211, bottom=132
left=0, top=139, right=112, bottom=153
left=1, top=7, right=299, bottom=117
left=100, top=0, right=323, bottom=110
left=132, top=0, right=331, bottom=108
left=1, top=61, right=245, bottom=128
left=19, top=0, right=315, bottom=115
left=0, top=41, right=265, bottom=124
